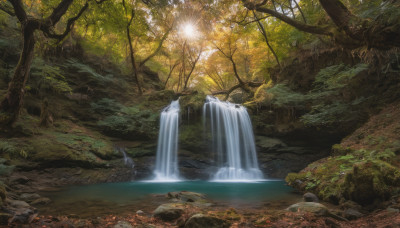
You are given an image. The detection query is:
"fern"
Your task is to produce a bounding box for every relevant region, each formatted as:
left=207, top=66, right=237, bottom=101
left=264, top=84, right=309, bottom=108
left=30, top=58, right=72, bottom=94
left=66, top=58, right=112, bottom=82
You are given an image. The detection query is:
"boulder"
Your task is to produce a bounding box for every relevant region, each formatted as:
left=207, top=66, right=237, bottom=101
left=9, top=174, right=30, bottom=185
left=10, top=208, right=35, bottom=224
left=286, top=202, right=348, bottom=221
left=7, top=199, right=30, bottom=208
left=256, top=136, right=286, bottom=151
left=113, top=221, right=133, bottom=228
left=31, top=197, right=51, bottom=205
left=184, top=213, right=230, bottom=228
left=287, top=202, right=329, bottom=216
left=343, top=208, right=363, bottom=220
left=153, top=203, right=184, bottom=221
left=303, top=192, right=319, bottom=202
left=168, top=191, right=206, bottom=203
left=19, top=193, right=41, bottom=202
left=136, top=210, right=144, bottom=215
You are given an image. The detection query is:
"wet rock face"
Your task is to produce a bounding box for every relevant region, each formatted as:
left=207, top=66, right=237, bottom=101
left=184, top=214, right=230, bottom=228
left=256, top=135, right=331, bottom=178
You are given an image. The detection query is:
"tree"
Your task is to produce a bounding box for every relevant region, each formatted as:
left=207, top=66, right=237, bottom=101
left=211, top=28, right=263, bottom=100
left=0, top=0, right=104, bottom=128
left=122, top=0, right=173, bottom=95
left=242, top=0, right=400, bottom=49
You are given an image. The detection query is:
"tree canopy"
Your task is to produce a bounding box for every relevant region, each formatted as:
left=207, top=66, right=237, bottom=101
left=0, top=0, right=399, bottom=126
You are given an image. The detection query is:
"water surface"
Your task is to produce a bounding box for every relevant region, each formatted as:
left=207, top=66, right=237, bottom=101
left=38, top=180, right=300, bottom=218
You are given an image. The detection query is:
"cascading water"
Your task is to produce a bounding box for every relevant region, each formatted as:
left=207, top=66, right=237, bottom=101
left=153, top=99, right=180, bottom=181
left=203, top=95, right=263, bottom=181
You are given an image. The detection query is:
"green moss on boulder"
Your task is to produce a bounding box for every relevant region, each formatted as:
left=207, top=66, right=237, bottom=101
left=286, top=145, right=400, bottom=205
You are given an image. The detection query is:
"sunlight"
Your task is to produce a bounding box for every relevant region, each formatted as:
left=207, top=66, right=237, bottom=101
left=182, top=23, right=197, bottom=39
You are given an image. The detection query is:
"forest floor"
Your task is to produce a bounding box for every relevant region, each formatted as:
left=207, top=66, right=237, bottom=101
left=23, top=203, right=400, bottom=228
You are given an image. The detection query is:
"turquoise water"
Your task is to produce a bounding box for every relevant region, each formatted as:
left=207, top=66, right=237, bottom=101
left=45, top=180, right=295, bottom=203
left=39, top=180, right=299, bottom=217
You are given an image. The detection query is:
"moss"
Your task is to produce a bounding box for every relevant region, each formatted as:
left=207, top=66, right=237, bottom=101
left=125, top=147, right=154, bottom=158
left=285, top=146, right=400, bottom=205
left=331, top=144, right=354, bottom=156
left=179, top=91, right=206, bottom=114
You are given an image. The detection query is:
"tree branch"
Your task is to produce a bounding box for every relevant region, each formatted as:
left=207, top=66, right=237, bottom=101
left=47, top=0, right=74, bottom=26
left=42, top=2, right=89, bottom=40
left=253, top=11, right=281, bottom=68
left=0, top=2, right=15, bottom=16
left=139, top=25, right=173, bottom=68
left=212, top=81, right=263, bottom=100
left=7, top=0, right=26, bottom=22
left=242, top=0, right=332, bottom=36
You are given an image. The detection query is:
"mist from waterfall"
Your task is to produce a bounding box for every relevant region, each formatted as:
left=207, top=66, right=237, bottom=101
left=203, top=95, right=263, bottom=181
left=153, top=99, right=180, bottom=181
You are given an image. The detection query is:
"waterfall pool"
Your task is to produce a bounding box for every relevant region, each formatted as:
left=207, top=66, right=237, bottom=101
left=37, top=180, right=300, bottom=218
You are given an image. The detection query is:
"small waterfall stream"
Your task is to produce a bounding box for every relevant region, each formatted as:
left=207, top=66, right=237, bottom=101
left=203, top=95, right=263, bottom=181
left=153, top=99, right=180, bottom=181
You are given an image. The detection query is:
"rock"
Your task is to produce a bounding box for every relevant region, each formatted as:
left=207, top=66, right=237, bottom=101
left=7, top=199, right=30, bottom=208
left=168, top=191, right=206, bottom=203
left=343, top=208, right=363, bottom=220
left=113, top=221, right=133, bottom=228
left=19, top=193, right=41, bottom=202
left=303, top=192, right=319, bottom=202
left=387, top=207, right=400, bottom=213
left=286, top=202, right=348, bottom=221
left=31, top=197, right=51, bottom=205
left=10, top=208, right=35, bottom=224
left=184, top=213, right=230, bottom=228
left=0, top=213, right=11, bottom=225
left=339, top=200, right=362, bottom=211
left=9, top=174, right=30, bottom=185
left=286, top=202, right=329, bottom=216
left=153, top=203, right=184, bottom=221
left=256, top=136, right=286, bottom=151
left=136, top=210, right=144, bottom=215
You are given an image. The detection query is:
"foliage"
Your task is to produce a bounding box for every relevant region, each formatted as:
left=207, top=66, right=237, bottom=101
left=30, top=58, right=72, bottom=94
left=96, top=102, right=159, bottom=140
left=65, top=58, right=112, bottom=84
left=311, top=63, right=369, bottom=92
left=0, top=141, right=27, bottom=159
left=90, top=98, right=122, bottom=116
left=262, top=83, right=309, bottom=108
left=256, top=63, right=370, bottom=128
left=300, top=98, right=367, bottom=127
left=286, top=143, right=400, bottom=205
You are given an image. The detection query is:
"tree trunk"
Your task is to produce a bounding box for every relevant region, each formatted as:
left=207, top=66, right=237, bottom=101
left=0, top=25, right=35, bottom=128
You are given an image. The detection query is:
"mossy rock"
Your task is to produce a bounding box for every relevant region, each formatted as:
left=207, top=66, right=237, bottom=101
left=179, top=91, right=205, bottom=115
left=28, top=134, right=108, bottom=168
left=285, top=146, right=400, bottom=206
left=184, top=213, right=230, bottom=228
left=342, top=160, right=400, bottom=205
left=153, top=203, right=185, bottom=221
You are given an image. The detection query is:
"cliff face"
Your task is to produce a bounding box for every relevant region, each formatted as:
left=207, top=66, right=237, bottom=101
left=246, top=46, right=400, bottom=178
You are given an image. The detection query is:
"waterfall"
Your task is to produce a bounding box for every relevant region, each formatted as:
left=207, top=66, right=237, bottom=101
left=203, top=95, right=263, bottom=181
left=153, top=99, right=180, bottom=181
